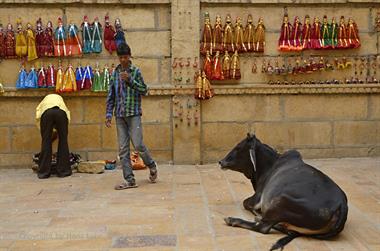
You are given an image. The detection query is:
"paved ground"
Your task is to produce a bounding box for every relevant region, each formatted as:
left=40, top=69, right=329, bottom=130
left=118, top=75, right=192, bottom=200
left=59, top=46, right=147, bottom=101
left=0, top=157, right=379, bottom=251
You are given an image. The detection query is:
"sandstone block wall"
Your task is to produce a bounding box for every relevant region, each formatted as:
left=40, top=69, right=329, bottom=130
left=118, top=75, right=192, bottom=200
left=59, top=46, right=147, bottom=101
left=0, top=0, right=379, bottom=168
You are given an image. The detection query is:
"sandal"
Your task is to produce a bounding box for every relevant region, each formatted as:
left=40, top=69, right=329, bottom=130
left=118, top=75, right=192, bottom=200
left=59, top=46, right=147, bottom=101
left=149, top=168, right=158, bottom=183
left=114, top=181, right=138, bottom=190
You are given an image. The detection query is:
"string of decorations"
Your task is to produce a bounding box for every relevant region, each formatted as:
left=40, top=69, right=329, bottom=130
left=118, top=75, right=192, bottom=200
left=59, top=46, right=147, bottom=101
left=15, top=61, right=113, bottom=92
left=278, top=14, right=360, bottom=51
left=0, top=14, right=126, bottom=61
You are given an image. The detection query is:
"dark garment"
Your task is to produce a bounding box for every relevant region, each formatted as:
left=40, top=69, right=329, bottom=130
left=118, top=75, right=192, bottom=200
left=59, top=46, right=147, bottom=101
left=38, top=107, right=71, bottom=178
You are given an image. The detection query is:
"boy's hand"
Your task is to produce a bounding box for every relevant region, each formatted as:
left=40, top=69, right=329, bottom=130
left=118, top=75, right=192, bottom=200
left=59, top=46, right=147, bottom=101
left=119, top=72, right=129, bottom=81
left=105, top=118, right=112, bottom=128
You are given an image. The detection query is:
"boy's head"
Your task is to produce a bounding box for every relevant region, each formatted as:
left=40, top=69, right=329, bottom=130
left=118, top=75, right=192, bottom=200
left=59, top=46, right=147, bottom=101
left=117, top=43, right=131, bottom=66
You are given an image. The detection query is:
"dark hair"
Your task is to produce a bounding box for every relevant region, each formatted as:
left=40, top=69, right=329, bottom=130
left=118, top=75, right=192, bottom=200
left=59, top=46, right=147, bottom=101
left=117, top=43, right=131, bottom=56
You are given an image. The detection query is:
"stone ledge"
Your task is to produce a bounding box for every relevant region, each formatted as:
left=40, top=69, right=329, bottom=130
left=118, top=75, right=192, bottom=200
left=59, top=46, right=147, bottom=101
left=200, top=0, right=377, bottom=4
left=0, top=0, right=170, bottom=4
left=1, top=84, right=380, bottom=97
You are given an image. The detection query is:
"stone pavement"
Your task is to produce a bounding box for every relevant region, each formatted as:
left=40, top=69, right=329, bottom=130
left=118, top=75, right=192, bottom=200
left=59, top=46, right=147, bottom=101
left=0, top=157, right=379, bottom=251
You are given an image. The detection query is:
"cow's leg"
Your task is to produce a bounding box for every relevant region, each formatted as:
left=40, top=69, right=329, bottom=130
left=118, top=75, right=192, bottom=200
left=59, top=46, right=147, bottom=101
left=243, top=193, right=261, bottom=215
left=224, top=217, right=275, bottom=234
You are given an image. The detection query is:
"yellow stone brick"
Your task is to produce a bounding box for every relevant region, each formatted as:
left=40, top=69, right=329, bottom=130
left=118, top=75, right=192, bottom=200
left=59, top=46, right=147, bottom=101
left=102, top=124, right=118, bottom=150
left=64, top=98, right=84, bottom=124
left=143, top=124, right=171, bottom=150
left=65, top=6, right=155, bottom=30
left=370, top=95, right=380, bottom=119
left=83, top=97, right=106, bottom=123
left=334, top=121, right=379, bottom=146
left=160, top=58, right=171, bottom=85
left=157, top=5, right=171, bottom=29
left=202, top=149, right=228, bottom=164
left=11, top=126, right=40, bottom=152
left=173, top=124, right=200, bottom=164
left=284, top=95, right=368, bottom=120
left=203, top=122, right=249, bottom=149
left=133, top=58, right=159, bottom=84
left=202, top=95, right=281, bottom=122
left=127, top=31, right=170, bottom=57
left=69, top=124, right=101, bottom=150
left=0, top=153, right=32, bottom=167
left=0, top=127, right=10, bottom=152
left=0, top=99, right=38, bottom=125
left=87, top=151, right=117, bottom=161
left=253, top=122, right=332, bottom=147
left=142, top=97, right=171, bottom=123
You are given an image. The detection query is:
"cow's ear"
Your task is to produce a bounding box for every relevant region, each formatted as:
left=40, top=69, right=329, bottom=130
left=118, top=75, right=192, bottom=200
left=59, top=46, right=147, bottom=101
left=247, top=133, right=252, bottom=139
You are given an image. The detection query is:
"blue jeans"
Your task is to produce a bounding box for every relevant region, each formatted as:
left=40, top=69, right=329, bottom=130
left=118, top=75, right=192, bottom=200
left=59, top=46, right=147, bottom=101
left=116, top=116, right=154, bottom=182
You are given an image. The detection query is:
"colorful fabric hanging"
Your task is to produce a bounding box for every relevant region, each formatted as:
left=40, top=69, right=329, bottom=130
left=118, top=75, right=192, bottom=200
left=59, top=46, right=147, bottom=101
left=15, top=19, right=27, bottom=58
left=67, top=22, right=82, bottom=56
left=43, top=21, right=55, bottom=56
left=16, top=66, right=27, bottom=89
left=46, top=64, right=56, bottom=87
left=91, top=66, right=102, bottom=92
left=114, top=18, right=126, bottom=48
left=104, top=14, right=117, bottom=54
left=37, top=66, right=47, bottom=88
left=25, top=67, right=38, bottom=88
left=5, top=23, right=16, bottom=58
left=91, top=18, right=102, bottom=53
left=81, top=65, right=93, bottom=90
left=61, top=64, right=77, bottom=92
left=75, top=66, right=84, bottom=90
left=54, top=17, right=67, bottom=56
left=26, top=23, right=38, bottom=61
left=81, top=16, right=92, bottom=54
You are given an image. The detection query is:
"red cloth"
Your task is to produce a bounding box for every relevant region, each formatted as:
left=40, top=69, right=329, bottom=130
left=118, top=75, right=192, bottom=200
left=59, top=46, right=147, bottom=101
left=104, top=24, right=117, bottom=54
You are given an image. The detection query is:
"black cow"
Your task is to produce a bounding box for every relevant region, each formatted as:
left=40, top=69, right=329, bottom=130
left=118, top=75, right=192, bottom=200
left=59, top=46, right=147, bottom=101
left=219, top=134, right=348, bottom=251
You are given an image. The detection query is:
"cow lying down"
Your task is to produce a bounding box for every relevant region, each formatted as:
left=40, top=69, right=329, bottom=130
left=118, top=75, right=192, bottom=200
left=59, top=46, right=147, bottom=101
left=219, top=134, right=348, bottom=251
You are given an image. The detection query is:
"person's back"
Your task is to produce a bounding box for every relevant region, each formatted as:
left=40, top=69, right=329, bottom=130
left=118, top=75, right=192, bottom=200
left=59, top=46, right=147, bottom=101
left=36, top=94, right=72, bottom=179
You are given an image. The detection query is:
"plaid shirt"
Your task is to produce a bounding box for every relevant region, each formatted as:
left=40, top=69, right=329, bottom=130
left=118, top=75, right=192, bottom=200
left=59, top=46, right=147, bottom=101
left=106, top=63, right=148, bottom=118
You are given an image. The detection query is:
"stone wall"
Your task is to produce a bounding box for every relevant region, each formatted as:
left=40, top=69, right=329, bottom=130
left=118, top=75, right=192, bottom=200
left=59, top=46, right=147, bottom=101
left=0, top=0, right=380, bottom=168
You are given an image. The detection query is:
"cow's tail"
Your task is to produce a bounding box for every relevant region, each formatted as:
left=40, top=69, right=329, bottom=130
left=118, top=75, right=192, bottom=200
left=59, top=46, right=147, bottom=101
left=313, top=202, right=349, bottom=240
left=269, top=232, right=301, bottom=251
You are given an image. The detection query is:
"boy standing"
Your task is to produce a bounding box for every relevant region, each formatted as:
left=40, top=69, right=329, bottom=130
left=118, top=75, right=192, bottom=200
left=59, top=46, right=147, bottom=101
left=105, top=43, right=157, bottom=189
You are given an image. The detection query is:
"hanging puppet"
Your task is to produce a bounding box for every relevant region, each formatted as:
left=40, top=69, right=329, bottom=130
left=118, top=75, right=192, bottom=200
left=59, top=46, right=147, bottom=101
left=25, top=66, right=38, bottom=88
left=302, top=15, right=312, bottom=50
left=203, top=50, right=213, bottom=79
left=81, top=15, right=92, bottom=54
left=37, top=64, right=47, bottom=88
left=102, top=64, right=111, bottom=91
left=244, top=14, right=255, bottom=52
left=104, top=14, right=117, bottom=54
left=213, top=15, right=223, bottom=53
left=222, top=51, right=231, bottom=79
left=0, top=24, right=5, bottom=59
left=331, top=17, right=339, bottom=49
left=201, top=71, right=214, bottom=100
left=75, top=64, right=84, bottom=90
left=25, top=22, right=38, bottom=61
left=92, top=63, right=102, bottom=92
left=311, top=17, right=322, bottom=49
left=91, top=17, right=102, bottom=53
left=35, top=18, right=44, bottom=57
left=5, top=23, right=15, bottom=58
left=114, top=18, right=126, bottom=48
left=234, top=17, right=246, bottom=52
left=230, top=50, right=241, bottom=80
left=61, top=64, right=77, bottom=92
left=201, top=12, right=213, bottom=55
left=46, top=63, right=56, bottom=88
left=15, top=18, right=27, bottom=58
left=194, top=70, right=203, bottom=100
left=338, top=16, right=348, bottom=49
left=55, top=61, right=64, bottom=92
left=223, top=14, right=234, bottom=53
left=346, top=17, right=360, bottom=49
left=67, top=21, right=82, bottom=56
left=291, top=16, right=302, bottom=51
left=16, top=64, right=27, bottom=89
left=44, top=21, right=55, bottom=57
left=320, top=15, right=331, bottom=49
left=81, top=64, right=93, bottom=90
left=211, top=51, right=223, bottom=80
left=278, top=14, right=292, bottom=51
left=54, top=17, right=67, bottom=57
left=254, top=17, right=265, bottom=52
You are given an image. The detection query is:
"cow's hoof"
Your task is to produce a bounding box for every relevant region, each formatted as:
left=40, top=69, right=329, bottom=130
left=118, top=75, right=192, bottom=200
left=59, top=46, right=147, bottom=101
left=224, top=217, right=234, bottom=226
